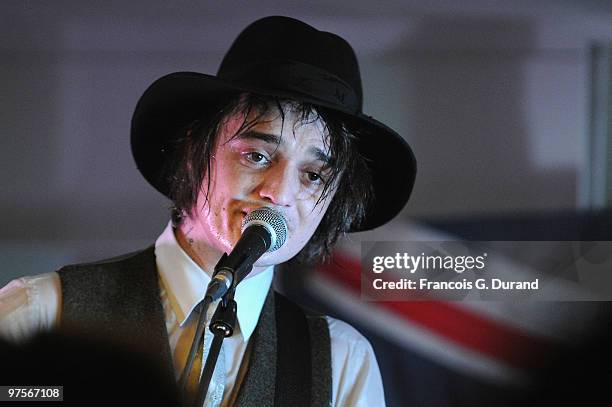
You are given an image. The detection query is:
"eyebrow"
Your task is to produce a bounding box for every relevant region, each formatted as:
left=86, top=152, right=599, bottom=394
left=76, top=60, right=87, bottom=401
left=236, top=130, right=281, bottom=145
left=309, top=146, right=332, bottom=166
left=236, top=131, right=331, bottom=165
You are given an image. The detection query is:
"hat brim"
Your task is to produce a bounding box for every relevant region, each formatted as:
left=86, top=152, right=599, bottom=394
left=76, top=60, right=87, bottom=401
left=131, top=72, right=416, bottom=232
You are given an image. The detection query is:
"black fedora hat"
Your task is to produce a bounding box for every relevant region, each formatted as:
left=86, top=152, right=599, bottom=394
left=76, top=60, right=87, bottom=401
left=131, top=15, right=416, bottom=231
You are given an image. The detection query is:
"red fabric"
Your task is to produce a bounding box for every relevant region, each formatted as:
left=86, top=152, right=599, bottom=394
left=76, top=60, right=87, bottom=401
left=316, top=252, right=557, bottom=370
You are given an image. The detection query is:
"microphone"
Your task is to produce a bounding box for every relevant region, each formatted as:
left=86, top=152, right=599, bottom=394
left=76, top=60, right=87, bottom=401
left=205, top=207, right=288, bottom=300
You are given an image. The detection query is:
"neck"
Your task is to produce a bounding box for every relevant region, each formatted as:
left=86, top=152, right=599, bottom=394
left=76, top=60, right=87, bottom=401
left=173, top=226, right=216, bottom=277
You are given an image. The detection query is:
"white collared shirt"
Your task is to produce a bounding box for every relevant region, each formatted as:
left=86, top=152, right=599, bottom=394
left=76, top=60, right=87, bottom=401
left=0, top=222, right=385, bottom=406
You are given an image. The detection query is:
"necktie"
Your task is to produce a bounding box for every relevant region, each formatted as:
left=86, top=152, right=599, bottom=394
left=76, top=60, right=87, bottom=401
left=202, top=327, right=226, bottom=407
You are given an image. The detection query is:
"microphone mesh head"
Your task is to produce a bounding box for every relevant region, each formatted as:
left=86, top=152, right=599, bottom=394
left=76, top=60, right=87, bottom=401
left=242, top=207, right=288, bottom=252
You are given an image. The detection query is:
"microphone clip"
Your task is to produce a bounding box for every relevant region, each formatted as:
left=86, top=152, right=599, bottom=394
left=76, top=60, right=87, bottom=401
left=205, top=253, right=235, bottom=301
left=210, top=298, right=237, bottom=338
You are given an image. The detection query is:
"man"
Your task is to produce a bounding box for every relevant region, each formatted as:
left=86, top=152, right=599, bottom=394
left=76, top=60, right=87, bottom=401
left=0, top=16, right=416, bottom=406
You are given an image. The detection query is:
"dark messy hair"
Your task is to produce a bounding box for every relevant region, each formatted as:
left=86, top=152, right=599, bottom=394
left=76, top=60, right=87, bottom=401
left=163, top=93, right=372, bottom=264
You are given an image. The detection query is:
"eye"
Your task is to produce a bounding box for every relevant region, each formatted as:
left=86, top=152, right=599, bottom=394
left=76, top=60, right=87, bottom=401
left=306, top=171, right=324, bottom=184
left=247, top=152, right=265, bottom=162
left=243, top=152, right=270, bottom=166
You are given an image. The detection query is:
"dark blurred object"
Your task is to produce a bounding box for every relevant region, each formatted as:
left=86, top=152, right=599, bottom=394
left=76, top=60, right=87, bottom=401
left=522, top=322, right=612, bottom=407
left=0, top=330, right=180, bottom=407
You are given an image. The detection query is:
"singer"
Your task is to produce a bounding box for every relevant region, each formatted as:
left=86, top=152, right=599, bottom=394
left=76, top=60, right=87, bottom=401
left=0, top=16, right=416, bottom=406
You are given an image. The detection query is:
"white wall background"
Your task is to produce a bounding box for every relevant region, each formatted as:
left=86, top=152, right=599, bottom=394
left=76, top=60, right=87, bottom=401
left=2, top=0, right=612, bottom=281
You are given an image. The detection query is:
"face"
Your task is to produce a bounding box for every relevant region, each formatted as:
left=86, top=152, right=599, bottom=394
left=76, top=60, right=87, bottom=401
left=180, top=103, right=336, bottom=273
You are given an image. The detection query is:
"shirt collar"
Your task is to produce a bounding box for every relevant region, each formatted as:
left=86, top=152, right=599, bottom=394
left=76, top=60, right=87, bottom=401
left=155, top=221, right=273, bottom=342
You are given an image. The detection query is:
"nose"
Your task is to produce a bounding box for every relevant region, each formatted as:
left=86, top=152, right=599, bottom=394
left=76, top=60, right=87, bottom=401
left=257, top=161, right=297, bottom=207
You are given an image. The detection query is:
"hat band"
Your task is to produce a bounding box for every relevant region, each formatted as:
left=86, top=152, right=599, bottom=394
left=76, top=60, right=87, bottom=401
left=218, top=59, right=361, bottom=113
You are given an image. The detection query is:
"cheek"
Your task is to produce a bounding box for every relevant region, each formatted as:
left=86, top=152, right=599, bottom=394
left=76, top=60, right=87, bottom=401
left=212, top=153, right=260, bottom=197
left=193, top=160, right=232, bottom=227
left=295, top=200, right=331, bottom=242
left=205, top=158, right=237, bottom=206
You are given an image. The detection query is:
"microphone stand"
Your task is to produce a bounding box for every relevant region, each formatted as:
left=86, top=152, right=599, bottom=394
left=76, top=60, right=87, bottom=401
left=181, top=259, right=250, bottom=407
left=193, top=289, right=237, bottom=407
